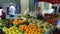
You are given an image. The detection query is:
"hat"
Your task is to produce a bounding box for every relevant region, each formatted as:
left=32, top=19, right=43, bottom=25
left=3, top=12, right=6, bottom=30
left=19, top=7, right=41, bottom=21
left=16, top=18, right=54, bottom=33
left=10, top=3, right=13, bottom=5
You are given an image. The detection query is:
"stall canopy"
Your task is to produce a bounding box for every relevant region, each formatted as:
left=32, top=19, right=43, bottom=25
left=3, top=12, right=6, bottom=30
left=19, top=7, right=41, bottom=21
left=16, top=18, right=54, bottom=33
left=38, top=0, right=60, bottom=4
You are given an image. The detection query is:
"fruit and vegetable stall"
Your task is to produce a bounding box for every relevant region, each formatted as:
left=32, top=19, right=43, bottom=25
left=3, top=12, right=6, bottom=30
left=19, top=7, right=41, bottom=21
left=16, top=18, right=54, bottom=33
left=0, top=15, right=57, bottom=34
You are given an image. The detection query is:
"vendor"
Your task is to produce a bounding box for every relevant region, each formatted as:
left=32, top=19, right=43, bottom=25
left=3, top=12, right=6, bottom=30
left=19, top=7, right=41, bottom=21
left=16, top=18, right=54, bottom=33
left=35, top=7, right=42, bottom=19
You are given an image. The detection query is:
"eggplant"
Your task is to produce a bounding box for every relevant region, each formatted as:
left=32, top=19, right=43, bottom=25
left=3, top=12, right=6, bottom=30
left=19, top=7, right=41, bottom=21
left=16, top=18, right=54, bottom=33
left=0, top=29, right=4, bottom=34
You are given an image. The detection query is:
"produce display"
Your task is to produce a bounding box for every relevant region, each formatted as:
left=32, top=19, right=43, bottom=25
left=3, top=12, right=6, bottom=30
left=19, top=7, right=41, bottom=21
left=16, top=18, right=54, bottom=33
left=46, top=19, right=56, bottom=26
left=19, top=25, right=27, bottom=32
left=43, top=15, right=57, bottom=26
left=28, top=18, right=55, bottom=31
left=0, top=15, right=56, bottom=34
left=19, top=24, right=44, bottom=34
left=2, top=26, right=22, bottom=34
left=0, top=20, right=9, bottom=27
left=23, top=14, right=31, bottom=19
left=13, top=19, right=26, bottom=24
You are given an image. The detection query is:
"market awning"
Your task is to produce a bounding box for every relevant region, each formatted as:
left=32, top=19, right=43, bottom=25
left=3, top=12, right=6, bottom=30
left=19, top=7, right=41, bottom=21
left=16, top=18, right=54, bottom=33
left=38, top=0, right=60, bottom=4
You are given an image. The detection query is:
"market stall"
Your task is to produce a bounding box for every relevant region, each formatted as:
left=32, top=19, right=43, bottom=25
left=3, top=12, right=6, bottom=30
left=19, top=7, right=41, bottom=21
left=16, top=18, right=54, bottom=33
left=0, top=15, right=56, bottom=34
left=0, top=0, right=60, bottom=34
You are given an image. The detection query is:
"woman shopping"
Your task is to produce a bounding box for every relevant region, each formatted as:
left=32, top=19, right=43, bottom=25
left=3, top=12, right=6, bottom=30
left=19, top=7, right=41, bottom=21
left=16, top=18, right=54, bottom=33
left=35, top=7, right=43, bottom=19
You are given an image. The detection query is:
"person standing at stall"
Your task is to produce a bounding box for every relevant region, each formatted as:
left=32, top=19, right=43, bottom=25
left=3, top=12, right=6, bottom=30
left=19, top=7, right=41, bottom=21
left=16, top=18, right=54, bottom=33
left=56, top=16, right=60, bottom=29
left=9, top=3, right=16, bottom=20
left=53, top=16, right=60, bottom=34
left=9, top=3, right=16, bottom=26
left=0, top=7, right=5, bottom=19
left=35, top=7, right=43, bottom=19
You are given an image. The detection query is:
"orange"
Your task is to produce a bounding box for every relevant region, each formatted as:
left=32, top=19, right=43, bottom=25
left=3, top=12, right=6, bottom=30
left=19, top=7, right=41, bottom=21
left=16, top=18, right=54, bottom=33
left=24, top=32, right=28, bottom=34
left=38, top=32, right=41, bottom=34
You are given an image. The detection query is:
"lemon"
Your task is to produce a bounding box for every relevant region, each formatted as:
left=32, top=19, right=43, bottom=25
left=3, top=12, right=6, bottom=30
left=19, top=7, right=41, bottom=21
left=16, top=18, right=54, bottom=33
left=16, top=30, right=19, bottom=32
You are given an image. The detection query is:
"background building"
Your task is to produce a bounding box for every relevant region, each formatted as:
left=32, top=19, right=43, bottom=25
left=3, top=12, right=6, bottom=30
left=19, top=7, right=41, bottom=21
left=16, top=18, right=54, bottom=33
left=0, top=0, right=60, bottom=14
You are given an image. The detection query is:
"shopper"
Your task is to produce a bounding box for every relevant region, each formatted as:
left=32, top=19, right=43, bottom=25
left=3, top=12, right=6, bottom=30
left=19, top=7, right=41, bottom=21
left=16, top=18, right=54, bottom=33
left=9, top=3, right=16, bottom=20
left=35, top=7, right=42, bottom=19
left=56, top=16, right=60, bottom=29
left=0, top=7, right=5, bottom=19
left=53, top=16, right=60, bottom=34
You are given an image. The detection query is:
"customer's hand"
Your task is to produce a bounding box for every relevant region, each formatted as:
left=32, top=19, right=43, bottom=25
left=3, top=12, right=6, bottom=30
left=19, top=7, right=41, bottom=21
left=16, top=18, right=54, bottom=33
left=56, top=25, right=60, bottom=29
